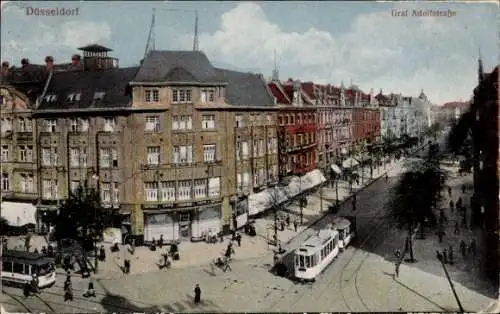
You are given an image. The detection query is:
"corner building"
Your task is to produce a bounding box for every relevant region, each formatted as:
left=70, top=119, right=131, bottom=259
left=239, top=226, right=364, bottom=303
left=128, top=51, right=278, bottom=244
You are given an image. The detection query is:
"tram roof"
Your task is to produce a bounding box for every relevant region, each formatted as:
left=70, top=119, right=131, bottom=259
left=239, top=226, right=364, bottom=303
left=2, top=250, right=55, bottom=265
left=331, top=217, right=351, bottom=230
left=297, top=228, right=338, bottom=254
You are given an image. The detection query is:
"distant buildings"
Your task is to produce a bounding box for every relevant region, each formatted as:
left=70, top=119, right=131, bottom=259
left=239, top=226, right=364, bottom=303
left=0, top=43, right=432, bottom=244
left=441, top=101, right=470, bottom=124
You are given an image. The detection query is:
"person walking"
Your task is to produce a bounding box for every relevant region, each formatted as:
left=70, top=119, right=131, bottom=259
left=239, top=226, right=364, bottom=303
left=462, top=184, right=466, bottom=194
left=460, top=240, right=466, bottom=257
left=293, top=219, right=298, bottom=232
left=236, top=233, right=242, bottom=247
left=442, top=248, right=448, bottom=264
left=394, top=260, right=400, bottom=278
left=448, top=245, right=454, bottom=265
left=84, top=280, right=95, bottom=298
left=448, top=186, right=452, bottom=197
left=449, top=200, right=454, bottom=211
left=194, top=284, right=201, bottom=304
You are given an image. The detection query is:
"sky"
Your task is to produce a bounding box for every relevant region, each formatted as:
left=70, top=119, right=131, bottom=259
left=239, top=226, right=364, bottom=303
left=1, top=1, right=498, bottom=105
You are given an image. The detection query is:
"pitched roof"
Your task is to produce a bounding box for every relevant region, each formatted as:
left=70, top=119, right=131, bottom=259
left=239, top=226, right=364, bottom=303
left=37, top=67, right=139, bottom=111
left=134, top=51, right=224, bottom=83
left=267, top=82, right=291, bottom=104
left=78, top=44, right=112, bottom=52
left=300, top=82, right=315, bottom=100
left=1, top=65, right=48, bottom=103
left=442, top=101, right=469, bottom=109
left=214, top=68, right=274, bottom=107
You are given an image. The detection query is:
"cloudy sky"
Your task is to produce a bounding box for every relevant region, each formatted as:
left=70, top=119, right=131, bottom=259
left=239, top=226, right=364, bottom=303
left=1, top=1, right=497, bottom=104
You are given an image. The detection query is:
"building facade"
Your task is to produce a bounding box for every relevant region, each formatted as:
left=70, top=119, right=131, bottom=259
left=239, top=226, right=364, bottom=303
left=0, top=61, right=45, bottom=228
left=268, top=79, right=317, bottom=177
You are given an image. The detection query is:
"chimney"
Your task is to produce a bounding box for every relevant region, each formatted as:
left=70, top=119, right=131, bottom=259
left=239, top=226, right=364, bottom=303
left=45, top=56, right=54, bottom=71
left=21, top=58, right=30, bottom=68
left=1, top=61, right=10, bottom=77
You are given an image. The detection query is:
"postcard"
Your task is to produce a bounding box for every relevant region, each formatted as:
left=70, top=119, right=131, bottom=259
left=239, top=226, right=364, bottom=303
left=1, top=1, right=498, bottom=313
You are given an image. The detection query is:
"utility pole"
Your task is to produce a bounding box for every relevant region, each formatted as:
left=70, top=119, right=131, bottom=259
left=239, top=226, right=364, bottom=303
left=436, top=251, right=465, bottom=313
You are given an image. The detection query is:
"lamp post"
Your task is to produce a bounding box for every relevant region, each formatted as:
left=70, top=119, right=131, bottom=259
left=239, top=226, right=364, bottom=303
left=86, top=168, right=99, bottom=273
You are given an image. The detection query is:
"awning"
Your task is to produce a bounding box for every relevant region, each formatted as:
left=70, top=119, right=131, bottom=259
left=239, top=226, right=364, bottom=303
left=331, top=164, right=342, bottom=174
left=342, top=157, right=359, bottom=168
left=1, top=201, right=37, bottom=227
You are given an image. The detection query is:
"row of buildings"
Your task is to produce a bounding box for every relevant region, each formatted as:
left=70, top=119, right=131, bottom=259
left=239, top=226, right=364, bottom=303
left=0, top=44, right=433, bottom=244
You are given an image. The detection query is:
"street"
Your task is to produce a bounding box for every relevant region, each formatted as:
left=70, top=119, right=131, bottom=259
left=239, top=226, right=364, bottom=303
left=1, top=141, right=495, bottom=313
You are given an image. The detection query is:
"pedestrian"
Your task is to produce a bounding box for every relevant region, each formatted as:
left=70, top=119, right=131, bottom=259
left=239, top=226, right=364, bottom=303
left=394, top=261, right=400, bottom=278
left=223, top=258, right=232, bottom=272
left=280, top=220, right=285, bottom=232
left=236, top=233, right=241, bottom=247
left=385, top=173, right=389, bottom=182
left=439, top=209, right=445, bottom=226
left=448, top=186, right=452, bottom=197
left=443, top=249, right=448, bottom=264
left=352, top=196, right=357, bottom=211
left=459, top=240, right=466, bottom=257
left=286, top=215, right=290, bottom=227
left=194, top=284, right=201, bottom=304
left=84, top=280, right=95, bottom=298
left=293, top=220, right=298, bottom=232
left=448, top=245, right=454, bottom=265
left=395, top=249, right=401, bottom=260
left=471, top=239, right=476, bottom=258
left=454, top=221, right=460, bottom=235
left=64, top=284, right=73, bottom=302
left=456, top=197, right=462, bottom=210
left=462, top=184, right=466, bottom=194
left=449, top=200, right=454, bottom=211
left=23, top=282, right=31, bottom=298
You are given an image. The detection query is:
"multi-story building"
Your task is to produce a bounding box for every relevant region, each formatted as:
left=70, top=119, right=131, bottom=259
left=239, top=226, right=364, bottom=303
left=0, top=60, right=46, bottom=229
left=124, top=50, right=277, bottom=244
left=268, top=79, right=317, bottom=177
left=33, top=44, right=135, bottom=233
left=29, top=46, right=279, bottom=244
left=441, top=101, right=470, bottom=125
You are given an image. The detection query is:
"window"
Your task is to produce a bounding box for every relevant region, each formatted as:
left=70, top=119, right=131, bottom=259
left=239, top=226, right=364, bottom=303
left=147, top=146, right=160, bottom=165
left=236, top=141, right=249, bottom=161
left=18, top=118, right=26, bottom=132
left=80, top=148, right=88, bottom=167
left=173, top=146, right=192, bottom=164
left=94, top=92, right=105, bottom=101
left=18, top=145, right=33, bottom=163
left=44, top=94, right=57, bottom=102
left=259, top=168, right=265, bottom=185
left=42, top=148, right=50, bottom=166
left=145, top=89, right=160, bottom=102
left=176, top=116, right=192, bottom=130
left=45, top=119, right=57, bottom=132
left=172, top=116, right=179, bottom=130
left=69, top=118, right=77, bottom=132
left=1, top=173, right=9, bottom=191
left=200, top=90, right=207, bottom=103
left=145, top=116, right=160, bottom=132
left=202, top=115, right=215, bottom=129
left=208, top=177, right=220, bottom=197
left=235, top=115, right=243, bottom=128
left=201, top=89, right=215, bottom=103
left=102, top=183, right=112, bottom=203
left=42, top=147, right=58, bottom=166
left=80, top=118, right=89, bottom=132
left=177, top=180, right=192, bottom=201
left=208, top=89, right=215, bottom=102
left=100, top=148, right=111, bottom=168
left=70, top=181, right=80, bottom=194
left=193, top=179, right=207, bottom=199
left=243, top=172, right=250, bottom=188
left=113, top=182, right=119, bottom=203
left=66, top=93, right=80, bottom=102
left=144, top=182, right=158, bottom=202
left=160, top=181, right=175, bottom=202
left=42, top=179, right=58, bottom=199
left=1, top=145, right=8, bottom=162
left=172, top=89, right=192, bottom=104
left=203, top=144, right=216, bottom=162
left=112, top=149, right=118, bottom=167
left=259, top=140, right=265, bottom=157
left=67, top=148, right=79, bottom=167
left=253, top=140, right=258, bottom=157
left=242, top=141, right=249, bottom=159
left=237, top=173, right=242, bottom=192
left=1, top=118, right=12, bottom=133
left=104, top=117, right=116, bottom=132
left=266, top=114, right=273, bottom=125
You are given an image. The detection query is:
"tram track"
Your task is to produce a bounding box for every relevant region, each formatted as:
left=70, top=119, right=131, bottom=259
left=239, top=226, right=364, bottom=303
left=2, top=286, right=56, bottom=314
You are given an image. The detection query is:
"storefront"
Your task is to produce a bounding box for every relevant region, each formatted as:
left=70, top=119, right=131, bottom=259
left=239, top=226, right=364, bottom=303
left=143, top=202, right=223, bottom=243
left=232, top=197, right=249, bottom=230
left=191, top=204, right=222, bottom=241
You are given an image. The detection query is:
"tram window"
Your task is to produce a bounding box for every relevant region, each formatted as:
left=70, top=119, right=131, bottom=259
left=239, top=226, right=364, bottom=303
left=339, top=230, right=344, bottom=240
left=305, top=256, right=311, bottom=268
left=295, top=256, right=298, bottom=266
left=13, top=263, right=24, bottom=274
left=2, top=261, right=12, bottom=272
left=311, top=255, right=316, bottom=266
left=299, top=255, right=305, bottom=268
left=38, top=263, right=53, bottom=276
left=346, top=226, right=350, bottom=235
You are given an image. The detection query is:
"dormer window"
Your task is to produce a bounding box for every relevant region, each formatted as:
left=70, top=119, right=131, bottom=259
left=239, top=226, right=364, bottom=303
left=45, top=94, right=57, bottom=102
left=104, top=117, right=116, bottom=132
left=94, top=92, right=105, bottom=101
left=200, top=88, right=216, bottom=103
left=172, top=88, right=192, bottom=104
left=145, top=89, right=160, bottom=103
left=66, top=93, right=80, bottom=102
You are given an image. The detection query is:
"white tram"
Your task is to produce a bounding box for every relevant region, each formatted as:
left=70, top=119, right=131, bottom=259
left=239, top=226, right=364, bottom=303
left=1, top=250, right=56, bottom=288
left=331, top=217, right=355, bottom=251
left=294, top=228, right=339, bottom=281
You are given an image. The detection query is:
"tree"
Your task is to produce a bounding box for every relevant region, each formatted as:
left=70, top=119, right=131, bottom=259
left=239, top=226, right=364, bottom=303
left=54, top=184, right=113, bottom=251
left=387, top=155, right=446, bottom=262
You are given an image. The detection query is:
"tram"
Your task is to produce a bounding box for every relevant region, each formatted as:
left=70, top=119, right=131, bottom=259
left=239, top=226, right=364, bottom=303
left=331, top=216, right=355, bottom=251
left=294, top=228, right=339, bottom=281
left=1, top=250, right=56, bottom=288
